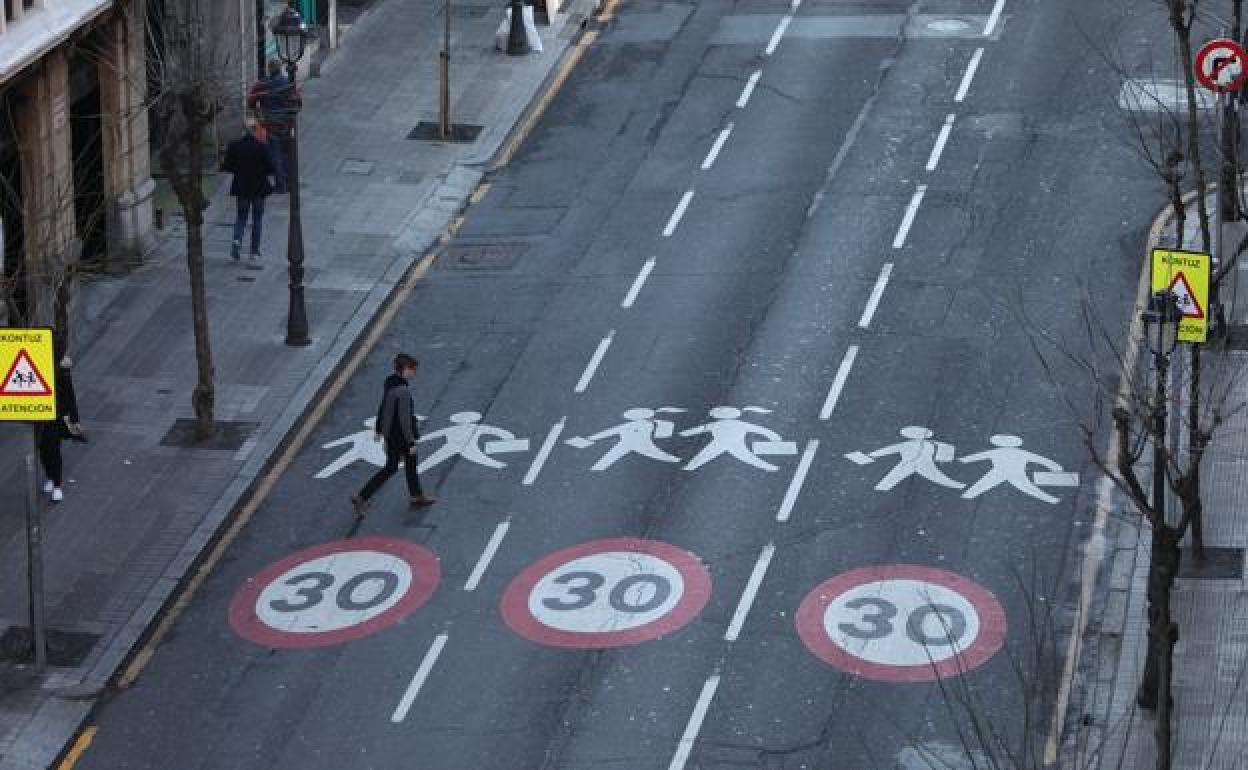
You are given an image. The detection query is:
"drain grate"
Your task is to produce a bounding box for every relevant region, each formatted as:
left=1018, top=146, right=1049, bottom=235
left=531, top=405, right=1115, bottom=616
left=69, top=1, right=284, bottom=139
left=0, top=627, right=100, bottom=667
left=1179, top=547, right=1245, bottom=579
left=161, top=419, right=259, bottom=450
left=407, top=122, right=484, bottom=143
left=441, top=241, right=527, bottom=270
left=340, top=158, right=375, bottom=175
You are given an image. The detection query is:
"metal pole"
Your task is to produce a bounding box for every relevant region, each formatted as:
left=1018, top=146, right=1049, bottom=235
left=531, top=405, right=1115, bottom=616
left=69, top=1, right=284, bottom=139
left=507, top=0, right=529, bottom=55
left=25, top=425, right=46, bottom=671
left=440, top=0, right=451, bottom=138
left=284, top=62, right=311, bottom=347
left=1138, top=344, right=1170, bottom=709
left=256, top=0, right=267, bottom=81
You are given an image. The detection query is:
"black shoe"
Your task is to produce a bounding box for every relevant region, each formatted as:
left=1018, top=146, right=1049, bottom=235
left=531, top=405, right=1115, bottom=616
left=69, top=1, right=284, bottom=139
left=410, top=495, right=436, bottom=509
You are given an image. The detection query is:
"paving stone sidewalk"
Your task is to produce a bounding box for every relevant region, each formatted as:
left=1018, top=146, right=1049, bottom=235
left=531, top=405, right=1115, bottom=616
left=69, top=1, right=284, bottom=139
left=1076, top=194, right=1248, bottom=769
left=0, top=1, right=592, bottom=767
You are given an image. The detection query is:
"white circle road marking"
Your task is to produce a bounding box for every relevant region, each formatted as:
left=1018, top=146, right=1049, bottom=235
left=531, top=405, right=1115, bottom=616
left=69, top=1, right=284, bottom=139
left=255, top=551, right=414, bottom=633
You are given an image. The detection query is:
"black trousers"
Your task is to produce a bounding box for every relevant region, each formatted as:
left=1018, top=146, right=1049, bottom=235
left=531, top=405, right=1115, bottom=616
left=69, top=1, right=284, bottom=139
left=359, top=438, right=424, bottom=500
left=38, top=426, right=63, bottom=486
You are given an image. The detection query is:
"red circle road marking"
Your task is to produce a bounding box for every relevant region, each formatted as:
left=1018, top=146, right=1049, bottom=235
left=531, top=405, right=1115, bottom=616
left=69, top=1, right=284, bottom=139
left=501, top=538, right=712, bottom=649
left=229, top=536, right=439, bottom=649
left=796, top=565, right=1007, bottom=682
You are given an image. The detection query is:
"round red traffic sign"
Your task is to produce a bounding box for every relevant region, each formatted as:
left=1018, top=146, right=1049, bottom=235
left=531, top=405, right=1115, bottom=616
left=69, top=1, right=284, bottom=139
left=796, top=565, right=1006, bottom=682
left=1196, top=38, right=1248, bottom=92
left=501, top=538, right=712, bottom=648
left=229, top=536, right=440, bottom=649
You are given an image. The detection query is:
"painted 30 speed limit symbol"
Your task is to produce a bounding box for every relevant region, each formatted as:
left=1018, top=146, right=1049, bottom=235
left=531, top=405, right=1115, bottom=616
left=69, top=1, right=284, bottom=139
left=501, top=538, right=712, bottom=648
left=229, top=537, right=440, bottom=649
left=796, top=565, right=1006, bottom=682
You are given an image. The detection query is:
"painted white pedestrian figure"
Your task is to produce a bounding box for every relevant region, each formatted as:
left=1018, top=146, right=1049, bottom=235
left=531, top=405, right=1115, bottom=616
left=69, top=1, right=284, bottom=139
left=679, top=406, right=797, bottom=472
left=565, top=408, right=685, bottom=471
left=846, top=425, right=964, bottom=491
left=316, top=418, right=390, bottom=479
left=417, top=411, right=530, bottom=473
left=958, top=434, right=1072, bottom=504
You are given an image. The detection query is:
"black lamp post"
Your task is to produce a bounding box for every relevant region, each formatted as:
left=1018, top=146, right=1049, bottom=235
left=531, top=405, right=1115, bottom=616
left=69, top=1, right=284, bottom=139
left=273, top=1, right=311, bottom=347
left=1136, top=288, right=1182, bottom=710
left=507, top=0, right=529, bottom=55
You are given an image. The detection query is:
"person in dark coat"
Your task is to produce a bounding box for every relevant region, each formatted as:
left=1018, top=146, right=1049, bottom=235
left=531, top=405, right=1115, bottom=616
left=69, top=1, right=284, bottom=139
left=38, top=354, right=84, bottom=503
left=351, top=353, right=436, bottom=517
left=247, top=59, right=300, bottom=194
left=221, top=118, right=274, bottom=263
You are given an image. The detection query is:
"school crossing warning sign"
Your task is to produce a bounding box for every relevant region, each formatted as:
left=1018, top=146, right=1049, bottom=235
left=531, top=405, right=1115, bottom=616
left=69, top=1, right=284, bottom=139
left=0, top=328, right=56, bottom=421
left=1151, top=249, right=1211, bottom=343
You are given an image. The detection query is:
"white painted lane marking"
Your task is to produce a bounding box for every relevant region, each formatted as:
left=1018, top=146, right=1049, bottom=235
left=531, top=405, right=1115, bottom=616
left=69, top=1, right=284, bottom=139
left=725, top=544, right=776, bottom=641
left=790, top=0, right=801, bottom=9
left=522, top=417, right=566, bottom=485
left=621, top=257, right=657, bottom=308
left=737, top=70, right=762, bottom=108
left=925, top=114, right=956, bottom=172
left=820, top=346, right=859, bottom=420
left=464, top=520, right=511, bottom=592
left=669, top=674, right=722, bottom=770
left=858, top=263, right=893, bottom=329
left=955, top=48, right=983, bottom=103
left=765, top=15, right=792, bottom=56
left=663, top=191, right=695, bottom=237
left=983, top=0, right=1005, bottom=36
left=892, top=184, right=926, bottom=249
left=391, top=633, right=449, bottom=723
left=701, top=123, right=735, bottom=170
left=575, top=331, right=615, bottom=394
left=777, top=441, right=819, bottom=522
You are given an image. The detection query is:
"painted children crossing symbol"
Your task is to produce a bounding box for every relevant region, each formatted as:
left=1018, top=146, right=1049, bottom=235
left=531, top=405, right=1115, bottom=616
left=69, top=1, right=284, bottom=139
left=565, top=407, right=685, bottom=470
left=846, top=426, right=1079, bottom=503
left=680, top=406, right=797, bottom=471
left=417, top=411, right=531, bottom=473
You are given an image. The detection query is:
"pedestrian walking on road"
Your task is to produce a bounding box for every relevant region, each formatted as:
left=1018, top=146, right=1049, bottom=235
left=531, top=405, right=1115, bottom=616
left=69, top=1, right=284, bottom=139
left=221, top=117, right=274, bottom=264
left=247, top=58, right=300, bottom=194
left=38, top=354, right=84, bottom=503
left=351, top=353, right=436, bottom=517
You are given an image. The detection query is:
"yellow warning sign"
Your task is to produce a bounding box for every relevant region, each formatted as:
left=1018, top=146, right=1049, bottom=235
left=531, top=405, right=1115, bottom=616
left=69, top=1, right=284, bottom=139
left=0, top=328, right=57, bottom=421
left=1151, top=249, right=1211, bottom=343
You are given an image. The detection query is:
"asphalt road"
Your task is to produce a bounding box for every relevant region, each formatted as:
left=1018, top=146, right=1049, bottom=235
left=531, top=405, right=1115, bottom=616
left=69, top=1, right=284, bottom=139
left=78, top=0, right=1161, bottom=767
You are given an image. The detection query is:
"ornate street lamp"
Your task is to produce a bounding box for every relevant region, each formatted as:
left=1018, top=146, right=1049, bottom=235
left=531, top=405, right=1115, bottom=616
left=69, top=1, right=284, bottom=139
left=273, top=1, right=311, bottom=346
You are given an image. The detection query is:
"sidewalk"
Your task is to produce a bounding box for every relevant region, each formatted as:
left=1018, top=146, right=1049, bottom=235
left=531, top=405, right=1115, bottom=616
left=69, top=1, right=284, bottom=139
left=1077, top=192, right=1248, bottom=768
left=0, top=0, right=593, bottom=766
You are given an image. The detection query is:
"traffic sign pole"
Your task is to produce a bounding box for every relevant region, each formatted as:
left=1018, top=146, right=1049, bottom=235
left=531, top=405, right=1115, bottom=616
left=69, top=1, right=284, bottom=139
left=24, top=426, right=46, bottom=671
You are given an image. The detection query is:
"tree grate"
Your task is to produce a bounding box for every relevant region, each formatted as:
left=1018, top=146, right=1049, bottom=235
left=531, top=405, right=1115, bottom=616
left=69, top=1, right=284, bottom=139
left=0, top=627, right=100, bottom=667
left=160, top=419, right=259, bottom=450
left=1178, top=547, right=1245, bottom=579
left=407, top=122, right=484, bottom=143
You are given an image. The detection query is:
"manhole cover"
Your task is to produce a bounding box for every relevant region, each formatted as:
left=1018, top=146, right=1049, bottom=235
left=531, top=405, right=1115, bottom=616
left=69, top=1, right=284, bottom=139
left=442, top=242, right=527, bottom=270
left=1179, top=547, right=1245, bottom=579
left=407, top=122, right=484, bottom=143
left=340, top=158, right=375, bottom=175
left=926, top=18, right=971, bottom=32
left=0, top=627, right=101, bottom=667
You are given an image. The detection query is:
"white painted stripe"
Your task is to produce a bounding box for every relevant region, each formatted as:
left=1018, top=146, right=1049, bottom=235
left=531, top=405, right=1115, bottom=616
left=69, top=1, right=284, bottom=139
left=983, top=0, right=1005, bottom=36
left=736, top=70, right=762, bottom=108
left=575, top=332, right=614, bottom=394
left=820, top=346, right=858, bottom=420
left=663, top=191, right=695, bottom=237
left=391, top=633, right=449, bottom=723
left=892, top=184, right=926, bottom=249
left=523, top=417, right=566, bottom=485
left=701, top=123, right=734, bottom=170
left=724, top=544, right=776, bottom=640
left=463, top=520, right=511, bottom=591
left=955, top=48, right=983, bottom=103
left=858, top=263, right=893, bottom=329
left=790, top=0, right=801, bottom=8
left=776, top=441, right=818, bottom=522
left=925, top=113, right=956, bottom=172
left=621, top=257, right=657, bottom=308
left=765, top=15, right=792, bottom=56
left=669, top=674, right=722, bottom=770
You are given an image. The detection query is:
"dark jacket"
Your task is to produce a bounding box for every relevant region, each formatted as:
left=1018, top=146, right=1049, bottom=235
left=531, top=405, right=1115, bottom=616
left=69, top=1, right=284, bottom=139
left=247, top=73, right=299, bottom=135
left=41, top=365, right=80, bottom=442
left=222, top=133, right=274, bottom=199
left=376, top=374, right=418, bottom=446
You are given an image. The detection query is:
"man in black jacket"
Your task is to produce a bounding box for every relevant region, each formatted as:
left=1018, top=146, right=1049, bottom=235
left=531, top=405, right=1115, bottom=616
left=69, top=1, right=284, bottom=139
left=351, top=353, right=436, bottom=517
left=221, top=118, right=274, bottom=263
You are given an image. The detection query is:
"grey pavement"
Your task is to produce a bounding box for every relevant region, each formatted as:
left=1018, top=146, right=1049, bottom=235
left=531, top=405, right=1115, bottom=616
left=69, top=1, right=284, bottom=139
left=0, top=0, right=593, bottom=766
left=1079, top=193, right=1248, bottom=770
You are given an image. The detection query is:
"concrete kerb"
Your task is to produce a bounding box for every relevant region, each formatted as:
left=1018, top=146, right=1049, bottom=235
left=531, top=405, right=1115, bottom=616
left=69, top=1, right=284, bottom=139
left=16, top=10, right=596, bottom=769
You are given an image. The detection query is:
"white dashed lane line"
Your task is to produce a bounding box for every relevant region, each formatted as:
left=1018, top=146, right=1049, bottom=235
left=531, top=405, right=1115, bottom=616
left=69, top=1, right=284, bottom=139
left=391, top=633, right=450, bottom=723
left=574, top=331, right=615, bottom=394
left=983, top=0, right=1005, bottom=36
left=956, top=47, right=984, bottom=102
left=621, top=257, right=657, bottom=308
left=892, top=184, right=927, bottom=250
left=701, top=123, right=735, bottom=170
left=669, top=674, right=722, bottom=770
left=820, top=345, right=859, bottom=419
left=736, top=70, right=762, bottom=108
left=776, top=440, right=819, bottom=522
left=765, top=15, right=792, bottom=56
left=926, top=113, right=956, bottom=172
left=523, top=417, right=566, bottom=485
left=463, top=520, right=511, bottom=591
left=724, top=543, right=776, bottom=641
left=858, top=263, right=893, bottom=329
left=663, top=190, right=695, bottom=237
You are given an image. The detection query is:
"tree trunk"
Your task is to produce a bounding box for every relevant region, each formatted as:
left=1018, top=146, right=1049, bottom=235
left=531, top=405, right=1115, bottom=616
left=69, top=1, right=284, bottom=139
left=184, top=117, right=215, bottom=441
left=1138, top=524, right=1182, bottom=767
left=1188, top=345, right=1205, bottom=559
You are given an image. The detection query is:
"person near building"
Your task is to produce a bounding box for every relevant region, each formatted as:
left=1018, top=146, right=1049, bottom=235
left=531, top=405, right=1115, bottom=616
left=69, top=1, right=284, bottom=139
left=351, top=353, right=436, bottom=517
left=38, top=354, right=85, bottom=503
left=221, top=118, right=274, bottom=263
left=247, top=58, right=300, bottom=194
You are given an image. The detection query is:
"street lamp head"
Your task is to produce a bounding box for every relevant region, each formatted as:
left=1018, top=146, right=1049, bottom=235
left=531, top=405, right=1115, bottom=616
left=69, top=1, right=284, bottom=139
left=1143, top=289, right=1182, bottom=355
left=272, top=1, right=307, bottom=66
